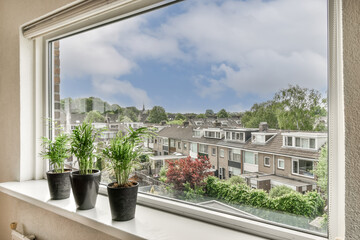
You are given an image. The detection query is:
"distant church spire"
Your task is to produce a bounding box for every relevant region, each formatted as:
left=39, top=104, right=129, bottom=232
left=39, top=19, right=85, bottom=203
left=142, top=102, right=145, bottom=112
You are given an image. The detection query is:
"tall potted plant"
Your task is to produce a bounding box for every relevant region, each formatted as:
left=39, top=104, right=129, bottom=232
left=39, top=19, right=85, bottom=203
left=103, top=127, right=150, bottom=221
left=70, top=121, right=101, bottom=210
left=41, top=133, right=71, bottom=200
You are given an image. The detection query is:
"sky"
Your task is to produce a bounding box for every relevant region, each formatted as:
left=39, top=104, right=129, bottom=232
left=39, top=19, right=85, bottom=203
left=59, top=0, right=327, bottom=114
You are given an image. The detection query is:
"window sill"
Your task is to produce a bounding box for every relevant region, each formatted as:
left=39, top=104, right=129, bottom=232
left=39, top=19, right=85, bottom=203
left=0, top=180, right=267, bottom=240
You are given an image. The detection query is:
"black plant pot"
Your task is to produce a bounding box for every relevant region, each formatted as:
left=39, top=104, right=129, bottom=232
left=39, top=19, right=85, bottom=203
left=70, top=170, right=101, bottom=210
left=46, top=169, right=71, bottom=200
left=107, top=182, right=139, bottom=221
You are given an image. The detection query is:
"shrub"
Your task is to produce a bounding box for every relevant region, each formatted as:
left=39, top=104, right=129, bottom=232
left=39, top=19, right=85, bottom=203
left=227, top=175, right=246, bottom=185
left=166, top=156, right=213, bottom=191
left=205, top=176, right=324, bottom=218
left=269, top=185, right=295, bottom=198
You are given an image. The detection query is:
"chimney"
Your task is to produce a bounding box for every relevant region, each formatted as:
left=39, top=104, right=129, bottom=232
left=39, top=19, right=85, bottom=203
left=161, top=120, right=166, bottom=126
left=183, top=121, right=189, bottom=127
left=214, top=120, right=221, bottom=127
left=259, top=122, right=268, bottom=132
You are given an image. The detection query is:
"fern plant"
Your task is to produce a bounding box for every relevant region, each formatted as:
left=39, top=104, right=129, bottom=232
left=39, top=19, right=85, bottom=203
left=41, top=133, right=70, bottom=173
left=70, top=121, right=100, bottom=175
left=103, top=127, right=150, bottom=186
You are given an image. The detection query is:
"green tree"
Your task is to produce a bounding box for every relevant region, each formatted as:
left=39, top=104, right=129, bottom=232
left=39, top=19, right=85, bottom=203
left=205, top=109, right=214, bottom=117
left=118, top=115, right=133, bottom=123
left=274, top=85, right=326, bottom=130
left=148, top=106, right=168, bottom=123
left=241, top=101, right=278, bottom=128
left=313, top=144, right=328, bottom=198
left=217, top=109, right=229, bottom=118
left=85, top=97, right=93, bottom=112
left=196, top=113, right=207, bottom=119
left=84, top=110, right=105, bottom=123
left=175, top=113, right=186, bottom=121
left=167, top=119, right=184, bottom=125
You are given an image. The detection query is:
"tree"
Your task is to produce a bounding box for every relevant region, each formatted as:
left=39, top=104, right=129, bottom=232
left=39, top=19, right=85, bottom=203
left=167, top=119, right=184, bottom=125
left=196, top=113, right=207, bottom=119
left=166, top=156, right=213, bottom=191
left=217, top=108, right=229, bottom=118
left=148, top=106, right=168, bottom=123
left=118, top=115, right=133, bottom=123
left=241, top=101, right=278, bottom=128
left=313, top=144, right=328, bottom=198
left=205, top=109, right=214, bottom=117
left=84, top=110, right=105, bottom=123
left=175, top=113, right=186, bottom=121
left=274, top=85, right=326, bottom=130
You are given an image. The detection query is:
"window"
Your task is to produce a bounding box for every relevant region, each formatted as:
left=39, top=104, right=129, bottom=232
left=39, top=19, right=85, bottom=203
left=286, top=136, right=293, bottom=146
left=212, top=148, right=216, bottom=156
left=183, top=143, right=187, bottom=150
left=219, top=149, right=224, bottom=158
left=46, top=0, right=330, bottom=237
left=194, top=130, right=201, bottom=137
left=264, top=157, right=270, bottom=167
left=199, top=144, right=208, bottom=154
left=278, top=159, right=285, bottom=169
left=170, top=139, right=175, bottom=148
left=178, top=142, right=181, bottom=149
left=292, top=159, right=314, bottom=178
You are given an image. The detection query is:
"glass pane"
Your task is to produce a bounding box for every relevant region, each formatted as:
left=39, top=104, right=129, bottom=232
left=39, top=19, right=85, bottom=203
left=52, top=0, right=328, bottom=236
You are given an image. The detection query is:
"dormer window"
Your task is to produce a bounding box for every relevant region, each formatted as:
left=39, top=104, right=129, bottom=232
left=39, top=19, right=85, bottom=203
left=251, top=132, right=276, bottom=144
left=193, top=130, right=202, bottom=137
left=282, top=132, right=326, bottom=150
left=225, top=130, right=245, bottom=142
left=203, top=129, right=222, bottom=139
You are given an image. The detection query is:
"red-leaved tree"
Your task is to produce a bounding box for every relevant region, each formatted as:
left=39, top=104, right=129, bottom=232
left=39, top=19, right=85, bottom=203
left=166, top=155, right=213, bottom=191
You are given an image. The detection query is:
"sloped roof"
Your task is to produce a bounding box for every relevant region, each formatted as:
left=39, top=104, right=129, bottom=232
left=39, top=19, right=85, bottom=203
left=157, top=126, right=324, bottom=160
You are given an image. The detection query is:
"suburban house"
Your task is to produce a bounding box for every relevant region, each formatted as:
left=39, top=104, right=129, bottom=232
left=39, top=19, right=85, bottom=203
left=146, top=122, right=326, bottom=193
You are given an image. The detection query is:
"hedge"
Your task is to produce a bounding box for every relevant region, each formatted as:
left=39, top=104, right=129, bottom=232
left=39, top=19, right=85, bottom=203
left=205, top=176, right=324, bottom=218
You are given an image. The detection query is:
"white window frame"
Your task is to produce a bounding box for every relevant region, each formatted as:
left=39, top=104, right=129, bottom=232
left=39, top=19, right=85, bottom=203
left=19, top=0, right=345, bottom=239
left=219, top=149, right=224, bottom=158
left=292, top=159, right=315, bottom=179
left=278, top=159, right=285, bottom=170
left=264, top=157, right=270, bottom=167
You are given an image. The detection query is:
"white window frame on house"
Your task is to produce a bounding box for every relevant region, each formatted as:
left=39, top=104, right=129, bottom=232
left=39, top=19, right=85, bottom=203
left=292, top=159, right=315, bottom=179
left=212, top=148, right=216, bottom=156
left=264, top=157, right=270, bottom=167
left=18, top=0, right=345, bottom=239
left=219, top=149, right=224, bottom=158
left=278, top=159, right=285, bottom=170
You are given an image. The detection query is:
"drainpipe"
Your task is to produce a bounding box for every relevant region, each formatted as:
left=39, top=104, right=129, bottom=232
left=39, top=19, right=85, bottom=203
left=216, top=146, right=220, bottom=179
left=273, top=154, right=276, bottom=175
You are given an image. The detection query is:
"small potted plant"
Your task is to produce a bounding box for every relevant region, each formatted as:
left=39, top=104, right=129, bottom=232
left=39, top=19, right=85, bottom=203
left=103, top=127, right=150, bottom=221
left=70, top=121, right=101, bottom=210
left=41, top=133, right=71, bottom=200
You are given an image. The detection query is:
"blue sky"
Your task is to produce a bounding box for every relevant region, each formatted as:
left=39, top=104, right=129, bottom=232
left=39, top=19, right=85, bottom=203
left=59, top=0, right=327, bottom=114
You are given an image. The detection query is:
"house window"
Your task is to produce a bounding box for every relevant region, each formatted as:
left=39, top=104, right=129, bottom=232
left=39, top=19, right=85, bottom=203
left=310, top=138, right=316, bottom=149
left=286, top=136, right=293, bottom=146
left=292, top=159, right=314, bottom=177
left=264, top=157, right=270, bottom=167
left=183, top=143, right=187, bottom=150
left=219, top=149, right=224, bottom=158
left=194, top=131, right=201, bottom=137
left=212, top=148, right=216, bottom=156
left=178, top=142, right=181, bottom=149
left=226, top=132, right=230, bottom=139
left=170, top=139, right=175, bottom=148
left=278, top=159, right=285, bottom=169
left=199, top=144, right=208, bottom=154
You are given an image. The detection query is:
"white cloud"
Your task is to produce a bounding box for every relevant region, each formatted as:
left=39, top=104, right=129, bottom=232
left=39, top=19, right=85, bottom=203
left=92, top=77, right=151, bottom=109
left=60, top=0, right=327, bottom=108
left=161, top=0, right=327, bottom=97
